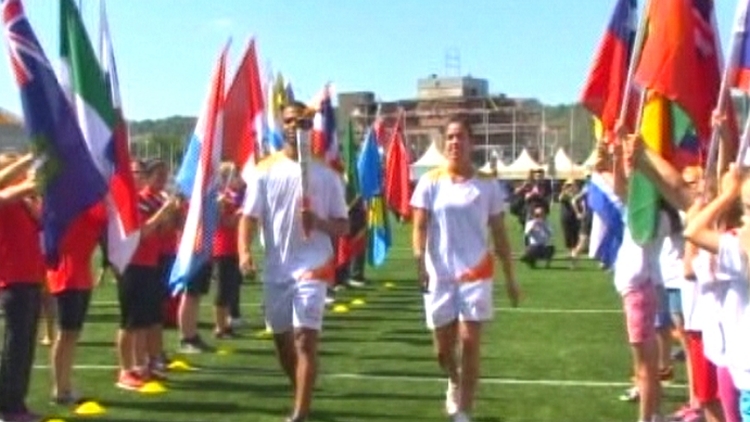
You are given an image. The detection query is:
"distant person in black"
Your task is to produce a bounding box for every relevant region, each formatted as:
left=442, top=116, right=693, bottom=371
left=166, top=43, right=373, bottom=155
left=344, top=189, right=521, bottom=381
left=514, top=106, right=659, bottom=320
left=558, top=180, right=581, bottom=268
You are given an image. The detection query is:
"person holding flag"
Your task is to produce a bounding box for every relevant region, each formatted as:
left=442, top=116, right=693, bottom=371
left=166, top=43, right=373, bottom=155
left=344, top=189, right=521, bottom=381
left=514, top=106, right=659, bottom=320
left=410, top=117, right=519, bottom=422
left=0, top=152, right=46, bottom=422
left=115, top=163, right=176, bottom=391
left=238, top=100, right=349, bottom=422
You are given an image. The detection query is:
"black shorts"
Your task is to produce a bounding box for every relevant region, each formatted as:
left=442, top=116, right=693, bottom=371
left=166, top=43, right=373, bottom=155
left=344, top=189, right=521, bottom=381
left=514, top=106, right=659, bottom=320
left=184, top=262, right=212, bottom=297
left=54, top=290, right=91, bottom=331
left=214, top=256, right=241, bottom=307
left=118, top=265, right=162, bottom=329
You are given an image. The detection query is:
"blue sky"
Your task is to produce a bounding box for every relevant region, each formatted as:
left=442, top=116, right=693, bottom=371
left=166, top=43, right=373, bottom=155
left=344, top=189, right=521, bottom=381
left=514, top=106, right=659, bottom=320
left=0, top=0, right=739, bottom=121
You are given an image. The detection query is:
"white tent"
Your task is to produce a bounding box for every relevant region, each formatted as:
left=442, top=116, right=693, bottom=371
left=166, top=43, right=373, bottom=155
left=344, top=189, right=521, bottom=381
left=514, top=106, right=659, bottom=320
left=581, top=148, right=598, bottom=169
left=501, top=148, right=542, bottom=179
left=546, top=147, right=585, bottom=180
left=409, top=142, right=447, bottom=180
left=478, top=159, right=505, bottom=176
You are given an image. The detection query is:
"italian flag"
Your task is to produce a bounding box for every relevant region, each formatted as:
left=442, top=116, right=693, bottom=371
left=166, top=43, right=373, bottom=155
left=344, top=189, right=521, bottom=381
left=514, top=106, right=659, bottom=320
left=59, top=0, right=140, bottom=272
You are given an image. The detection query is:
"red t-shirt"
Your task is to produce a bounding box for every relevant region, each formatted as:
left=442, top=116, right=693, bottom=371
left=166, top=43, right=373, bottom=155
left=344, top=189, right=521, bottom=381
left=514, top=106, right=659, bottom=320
left=213, top=197, right=239, bottom=258
left=129, top=187, right=163, bottom=267
left=0, top=201, right=45, bottom=288
left=46, top=201, right=108, bottom=294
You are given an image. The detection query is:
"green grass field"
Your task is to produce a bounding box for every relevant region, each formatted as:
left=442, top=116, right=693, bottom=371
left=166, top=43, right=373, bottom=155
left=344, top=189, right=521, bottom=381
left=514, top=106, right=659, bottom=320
left=15, top=207, right=690, bottom=422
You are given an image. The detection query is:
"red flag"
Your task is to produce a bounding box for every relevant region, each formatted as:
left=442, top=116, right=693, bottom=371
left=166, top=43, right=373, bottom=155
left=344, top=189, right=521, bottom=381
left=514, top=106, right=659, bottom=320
left=633, top=0, right=721, bottom=142
left=384, top=111, right=412, bottom=220
left=100, top=0, right=140, bottom=272
left=223, top=39, right=264, bottom=180
left=580, top=0, right=638, bottom=135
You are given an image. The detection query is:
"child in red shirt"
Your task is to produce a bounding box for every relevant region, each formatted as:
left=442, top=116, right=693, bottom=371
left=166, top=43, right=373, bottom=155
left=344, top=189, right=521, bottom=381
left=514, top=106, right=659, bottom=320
left=0, top=153, right=46, bottom=422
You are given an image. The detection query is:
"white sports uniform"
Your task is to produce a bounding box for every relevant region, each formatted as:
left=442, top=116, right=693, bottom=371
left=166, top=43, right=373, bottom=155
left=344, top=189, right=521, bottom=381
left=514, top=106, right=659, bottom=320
left=242, top=153, right=348, bottom=333
left=410, top=167, right=507, bottom=329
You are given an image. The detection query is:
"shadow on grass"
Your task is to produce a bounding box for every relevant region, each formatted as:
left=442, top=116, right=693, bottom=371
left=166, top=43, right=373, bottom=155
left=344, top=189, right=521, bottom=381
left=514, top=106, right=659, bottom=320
left=103, top=398, right=242, bottom=414
left=85, top=313, right=121, bottom=324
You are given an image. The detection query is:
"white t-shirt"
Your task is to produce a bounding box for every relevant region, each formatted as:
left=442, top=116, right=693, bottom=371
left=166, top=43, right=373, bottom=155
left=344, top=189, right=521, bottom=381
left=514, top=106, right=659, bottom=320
left=715, top=234, right=750, bottom=388
left=410, top=168, right=507, bottom=283
left=524, top=219, right=552, bottom=246
left=691, top=249, right=732, bottom=364
left=613, top=210, right=679, bottom=294
left=242, top=153, right=348, bottom=284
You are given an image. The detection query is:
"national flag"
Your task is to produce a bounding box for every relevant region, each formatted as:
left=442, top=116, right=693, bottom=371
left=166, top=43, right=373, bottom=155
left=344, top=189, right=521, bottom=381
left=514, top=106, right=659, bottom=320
left=729, top=0, right=750, bottom=92
left=384, top=111, right=411, bottom=220
left=223, top=39, right=264, bottom=183
left=97, top=0, right=140, bottom=272
left=630, top=0, right=729, bottom=243
left=311, top=84, right=341, bottom=170
left=285, top=81, right=295, bottom=103
left=1, top=0, right=107, bottom=265
left=335, top=120, right=366, bottom=268
left=580, top=0, right=638, bottom=133
left=358, top=127, right=390, bottom=266
left=587, top=172, right=625, bottom=268
left=169, top=44, right=228, bottom=295
left=633, top=0, right=722, bottom=142
left=263, top=71, right=285, bottom=153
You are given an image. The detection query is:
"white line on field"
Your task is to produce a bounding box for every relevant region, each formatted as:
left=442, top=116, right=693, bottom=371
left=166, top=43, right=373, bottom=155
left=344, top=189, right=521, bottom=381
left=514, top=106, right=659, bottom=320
left=88, top=301, right=621, bottom=314
left=30, top=364, right=682, bottom=389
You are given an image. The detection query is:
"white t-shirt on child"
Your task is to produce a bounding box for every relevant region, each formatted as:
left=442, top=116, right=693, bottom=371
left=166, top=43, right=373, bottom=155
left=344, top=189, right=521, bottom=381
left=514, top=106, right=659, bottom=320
left=715, top=234, right=750, bottom=389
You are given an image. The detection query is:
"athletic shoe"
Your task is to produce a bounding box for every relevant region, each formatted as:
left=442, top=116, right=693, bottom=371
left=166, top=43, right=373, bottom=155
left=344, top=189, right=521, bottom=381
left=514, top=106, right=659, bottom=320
left=347, top=278, right=367, bottom=288
left=50, top=390, right=82, bottom=406
left=214, top=327, right=241, bottom=340
left=116, top=370, right=146, bottom=391
left=452, top=411, right=471, bottom=422
left=618, top=386, right=639, bottom=402
left=179, top=336, right=214, bottom=354
left=445, top=381, right=459, bottom=416
left=284, top=415, right=306, bottom=422
left=669, top=404, right=702, bottom=422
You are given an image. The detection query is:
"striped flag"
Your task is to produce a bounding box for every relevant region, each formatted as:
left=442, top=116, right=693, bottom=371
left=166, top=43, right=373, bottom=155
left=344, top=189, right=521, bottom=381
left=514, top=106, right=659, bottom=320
left=223, top=39, right=264, bottom=183
left=311, top=84, right=341, bottom=171
left=97, top=0, right=140, bottom=272
left=169, top=44, right=228, bottom=295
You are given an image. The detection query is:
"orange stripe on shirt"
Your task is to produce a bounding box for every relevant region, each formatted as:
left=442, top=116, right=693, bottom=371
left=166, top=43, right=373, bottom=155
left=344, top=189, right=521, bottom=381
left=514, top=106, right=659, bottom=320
left=299, top=257, right=336, bottom=285
left=457, top=253, right=494, bottom=282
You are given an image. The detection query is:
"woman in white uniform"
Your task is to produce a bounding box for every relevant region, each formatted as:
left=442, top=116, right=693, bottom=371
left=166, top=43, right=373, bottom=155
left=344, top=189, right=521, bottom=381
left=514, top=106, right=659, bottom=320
left=411, top=117, right=520, bottom=422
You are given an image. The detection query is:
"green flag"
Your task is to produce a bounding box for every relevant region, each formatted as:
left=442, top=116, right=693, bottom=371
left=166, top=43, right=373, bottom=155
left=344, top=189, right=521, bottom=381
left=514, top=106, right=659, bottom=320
left=343, top=119, right=360, bottom=205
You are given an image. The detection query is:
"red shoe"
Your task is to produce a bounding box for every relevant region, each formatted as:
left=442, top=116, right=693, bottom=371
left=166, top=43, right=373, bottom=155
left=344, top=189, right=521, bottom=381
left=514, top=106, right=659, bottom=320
left=116, top=370, right=146, bottom=391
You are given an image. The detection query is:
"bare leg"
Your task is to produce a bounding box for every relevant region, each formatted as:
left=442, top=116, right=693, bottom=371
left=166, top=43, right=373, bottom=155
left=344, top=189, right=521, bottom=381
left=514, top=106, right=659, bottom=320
left=51, top=330, right=80, bottom=397
left=273, top=331, right=297, bottom=387
left=292, top=328, right=319, bottom=418
left=458, top=321, right=482, bottom=414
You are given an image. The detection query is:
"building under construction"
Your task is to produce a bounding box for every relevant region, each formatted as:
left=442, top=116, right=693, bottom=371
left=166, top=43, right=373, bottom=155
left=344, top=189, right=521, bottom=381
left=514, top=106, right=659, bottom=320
left=338, top=75, right=551, bottom=165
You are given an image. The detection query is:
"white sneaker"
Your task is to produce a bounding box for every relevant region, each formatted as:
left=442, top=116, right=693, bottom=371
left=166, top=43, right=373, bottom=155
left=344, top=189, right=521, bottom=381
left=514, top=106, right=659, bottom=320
left=445, top=381, right=459, bottom=416
left=452, top=411, right=471, bottom=422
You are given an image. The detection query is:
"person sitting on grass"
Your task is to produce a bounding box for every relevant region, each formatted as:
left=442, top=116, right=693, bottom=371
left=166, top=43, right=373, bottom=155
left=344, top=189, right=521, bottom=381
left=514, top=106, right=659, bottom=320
left=521, top=206, right=555, bottom=268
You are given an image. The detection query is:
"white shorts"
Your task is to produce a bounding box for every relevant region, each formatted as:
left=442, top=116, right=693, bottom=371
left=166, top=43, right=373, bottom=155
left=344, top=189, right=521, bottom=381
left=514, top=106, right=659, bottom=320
left=423, top=280, right=493, bottom=330
left=263, top=280, right=328, bottom=333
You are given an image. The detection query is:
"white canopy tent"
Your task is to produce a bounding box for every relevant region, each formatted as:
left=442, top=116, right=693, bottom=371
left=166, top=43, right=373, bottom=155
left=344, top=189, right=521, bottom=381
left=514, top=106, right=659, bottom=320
left=409, top=141, right=447, bottom=181
left=501, top=148, right=542, bottom=179
left=546, top=147, right=585, bottom=180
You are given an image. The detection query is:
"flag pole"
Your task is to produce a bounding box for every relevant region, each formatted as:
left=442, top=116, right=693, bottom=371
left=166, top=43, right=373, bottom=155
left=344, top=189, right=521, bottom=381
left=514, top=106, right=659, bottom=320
left=616, top=0, right=650, bottom=127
